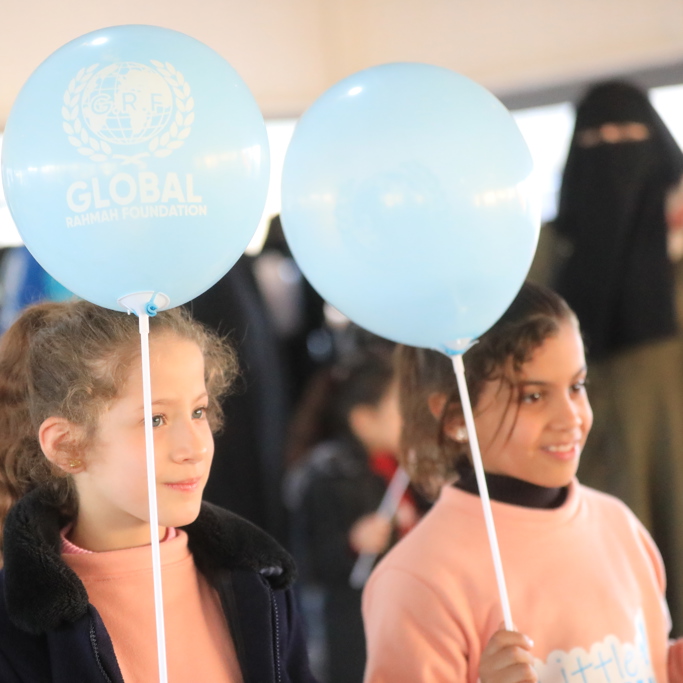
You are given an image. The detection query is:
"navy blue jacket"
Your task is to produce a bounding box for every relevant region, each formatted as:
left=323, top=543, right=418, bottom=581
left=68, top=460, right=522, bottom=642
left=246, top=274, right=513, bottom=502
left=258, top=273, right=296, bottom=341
left=0, top=488, right=318, bottom=683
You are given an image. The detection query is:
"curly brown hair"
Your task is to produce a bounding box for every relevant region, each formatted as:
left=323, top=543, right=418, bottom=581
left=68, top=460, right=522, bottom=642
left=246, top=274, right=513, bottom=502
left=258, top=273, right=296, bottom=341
left=395, top=282, right=576, bottom=498
left=0, top=299, right=238, bottom=543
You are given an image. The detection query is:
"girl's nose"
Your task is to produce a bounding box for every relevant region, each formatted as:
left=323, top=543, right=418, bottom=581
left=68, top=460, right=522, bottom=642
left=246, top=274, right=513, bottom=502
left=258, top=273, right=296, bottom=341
left=553, top=394, right=583, bottom=429
left=171, top=421, right=211, bottom=462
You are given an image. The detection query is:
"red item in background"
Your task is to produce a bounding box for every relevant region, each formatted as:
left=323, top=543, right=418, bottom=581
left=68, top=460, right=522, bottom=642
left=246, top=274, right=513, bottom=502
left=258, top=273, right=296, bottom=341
left=369, top=451, right=418, bottom=537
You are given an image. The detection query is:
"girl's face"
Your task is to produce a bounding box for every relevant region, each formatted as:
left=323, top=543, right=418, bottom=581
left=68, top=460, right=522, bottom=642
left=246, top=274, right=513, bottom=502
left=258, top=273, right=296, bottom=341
left=72, top=334, right=214, bottom=551
left=470, top=319, right=592, bottom=488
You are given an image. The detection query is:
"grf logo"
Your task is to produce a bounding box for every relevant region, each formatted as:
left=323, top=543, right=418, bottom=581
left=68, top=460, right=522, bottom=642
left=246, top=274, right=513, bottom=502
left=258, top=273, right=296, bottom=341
left=62, top=61, right=194, bottom=166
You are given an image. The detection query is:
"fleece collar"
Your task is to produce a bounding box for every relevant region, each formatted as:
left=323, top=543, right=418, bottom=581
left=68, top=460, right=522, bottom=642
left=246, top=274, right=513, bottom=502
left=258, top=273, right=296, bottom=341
left=2, top=487, right=296, bottom=635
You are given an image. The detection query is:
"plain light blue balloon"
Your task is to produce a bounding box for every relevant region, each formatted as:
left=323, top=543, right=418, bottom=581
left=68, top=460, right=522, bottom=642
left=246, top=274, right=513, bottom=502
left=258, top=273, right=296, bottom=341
left=1, top=25, right=269, bottom=311
left=281, top=63, right=540, bottom=352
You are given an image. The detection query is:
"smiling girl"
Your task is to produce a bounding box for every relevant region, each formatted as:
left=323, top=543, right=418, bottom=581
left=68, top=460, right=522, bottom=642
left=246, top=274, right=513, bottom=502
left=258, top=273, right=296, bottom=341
left=362, top=282, right=683, bottom=683
left=0, top=300, right=316, bottom=683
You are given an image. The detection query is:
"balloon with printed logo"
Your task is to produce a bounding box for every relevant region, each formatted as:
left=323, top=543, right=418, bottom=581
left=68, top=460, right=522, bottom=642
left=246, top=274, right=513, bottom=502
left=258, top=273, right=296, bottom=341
left=281, top=63, right=539, bottom=353
left=1, top=25, right=269, bottom=311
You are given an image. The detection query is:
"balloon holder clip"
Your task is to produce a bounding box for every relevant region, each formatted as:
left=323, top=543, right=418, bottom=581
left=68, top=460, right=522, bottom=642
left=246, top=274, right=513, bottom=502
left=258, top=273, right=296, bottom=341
left=439, top=338, right=478, bottom=356
left=118, top=291, right=170, bottom=318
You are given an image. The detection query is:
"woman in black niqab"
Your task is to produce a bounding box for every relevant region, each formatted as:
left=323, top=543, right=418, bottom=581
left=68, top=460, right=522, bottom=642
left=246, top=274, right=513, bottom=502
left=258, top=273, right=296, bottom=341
left=555, top=80, right=683, bottom=357
left=553, top=80, right=683, bottom=635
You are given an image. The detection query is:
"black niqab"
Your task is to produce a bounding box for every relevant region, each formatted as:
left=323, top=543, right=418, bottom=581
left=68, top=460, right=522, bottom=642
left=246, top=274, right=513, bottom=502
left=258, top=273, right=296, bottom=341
left=554, top=81, right=683, bottom=358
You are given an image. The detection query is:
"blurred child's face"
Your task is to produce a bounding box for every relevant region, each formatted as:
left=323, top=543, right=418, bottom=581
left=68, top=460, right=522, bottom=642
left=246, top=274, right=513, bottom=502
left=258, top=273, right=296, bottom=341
left=73, top=334, right=214, bottom=550
left=352, top=380, right=403, bottom=455
left=470, top=319, right=592, bottom=488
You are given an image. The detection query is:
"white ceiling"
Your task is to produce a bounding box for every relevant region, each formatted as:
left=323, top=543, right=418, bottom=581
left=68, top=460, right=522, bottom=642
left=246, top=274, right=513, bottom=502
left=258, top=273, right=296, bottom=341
left=1, top=0, right=683, bottom=128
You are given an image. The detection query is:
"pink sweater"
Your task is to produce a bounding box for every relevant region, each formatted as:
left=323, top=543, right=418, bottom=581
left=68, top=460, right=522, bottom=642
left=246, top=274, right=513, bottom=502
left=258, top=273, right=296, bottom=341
left=363, top=480, right=680, bottom=683
left=62, top=530, right=243, bottom=683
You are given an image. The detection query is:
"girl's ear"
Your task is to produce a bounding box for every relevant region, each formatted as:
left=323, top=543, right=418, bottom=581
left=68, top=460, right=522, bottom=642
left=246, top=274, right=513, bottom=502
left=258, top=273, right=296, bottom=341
left=427, top=392, right=468, bottom=443
left=39, top=417, right=86, bottom=474
left=427, top=392, right=448, bottom=421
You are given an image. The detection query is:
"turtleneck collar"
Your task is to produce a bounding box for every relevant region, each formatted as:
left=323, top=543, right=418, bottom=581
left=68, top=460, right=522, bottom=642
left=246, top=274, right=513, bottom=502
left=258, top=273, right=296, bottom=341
left=454, top=468, right=568, bottom=509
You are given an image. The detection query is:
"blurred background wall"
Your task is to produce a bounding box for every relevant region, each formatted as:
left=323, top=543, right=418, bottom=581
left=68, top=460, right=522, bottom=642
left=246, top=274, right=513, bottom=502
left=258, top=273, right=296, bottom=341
left=1, top=0, right=683, bottom=247
left=1, top=0, right=682, bottom=123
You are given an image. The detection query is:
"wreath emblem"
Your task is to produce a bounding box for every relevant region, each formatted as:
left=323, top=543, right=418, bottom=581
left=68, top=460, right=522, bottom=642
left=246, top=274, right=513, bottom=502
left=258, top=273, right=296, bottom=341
left=62, top=61, right=194, bottom=166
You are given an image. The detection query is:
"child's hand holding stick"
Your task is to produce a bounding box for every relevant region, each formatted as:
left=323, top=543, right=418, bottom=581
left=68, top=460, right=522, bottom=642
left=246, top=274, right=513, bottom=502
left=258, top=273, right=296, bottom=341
left=349, top=467, right=411, bottom=589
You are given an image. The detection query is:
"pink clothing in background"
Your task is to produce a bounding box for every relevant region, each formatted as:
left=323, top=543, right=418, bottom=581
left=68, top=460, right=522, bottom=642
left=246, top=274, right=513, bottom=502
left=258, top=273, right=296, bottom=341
left=363, top=480, right=675, bottom=683
left=62, top=529, right=243, bottom=683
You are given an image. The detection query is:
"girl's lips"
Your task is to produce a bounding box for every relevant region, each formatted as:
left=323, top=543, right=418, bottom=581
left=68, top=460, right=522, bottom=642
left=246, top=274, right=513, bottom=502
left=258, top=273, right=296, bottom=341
left=542, top=443, right=580, bottom=461
left=164, top=477, right=202, bottom=492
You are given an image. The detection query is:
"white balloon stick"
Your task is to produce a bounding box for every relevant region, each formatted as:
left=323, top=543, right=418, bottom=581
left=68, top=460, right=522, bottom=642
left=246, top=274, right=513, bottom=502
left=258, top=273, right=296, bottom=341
left=349, top=466, right=411, bottom=589
left=451, top=354, right=513, bottom=631
left=118, top=292, right=170, bottom=683
left=138, top=312, right=169, bottom=683
left=377, top=466, right=411, bottom=518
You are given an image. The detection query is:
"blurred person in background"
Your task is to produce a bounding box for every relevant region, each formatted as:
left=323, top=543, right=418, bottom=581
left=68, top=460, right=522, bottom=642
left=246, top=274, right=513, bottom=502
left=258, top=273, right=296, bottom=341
left=186, top=253, right=292, bottom=543
left=284, top=331, right=424, bottom=683
left=253, top=214, right=330, bottom=408
left=186, top=213, right=332, bottom=543
left=552, top=80, right=683, bottom=632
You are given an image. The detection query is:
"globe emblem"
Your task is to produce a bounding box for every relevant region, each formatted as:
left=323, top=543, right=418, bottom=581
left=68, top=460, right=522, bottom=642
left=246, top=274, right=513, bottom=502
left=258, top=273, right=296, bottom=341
left=80, top=62, right=174, bottom=146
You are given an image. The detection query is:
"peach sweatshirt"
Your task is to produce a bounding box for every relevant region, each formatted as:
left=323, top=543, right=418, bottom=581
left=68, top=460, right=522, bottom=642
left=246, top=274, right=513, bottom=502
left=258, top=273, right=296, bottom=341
left=363, top=480, right=683, bottom=683
left=62, top=529, right=243, bottom=683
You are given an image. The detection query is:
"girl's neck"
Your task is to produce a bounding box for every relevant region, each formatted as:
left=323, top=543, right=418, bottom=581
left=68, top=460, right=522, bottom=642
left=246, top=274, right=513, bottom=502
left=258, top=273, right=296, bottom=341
left=454, top=467, right=568, bottom=509
left=67, top=518, right=168, bottom=553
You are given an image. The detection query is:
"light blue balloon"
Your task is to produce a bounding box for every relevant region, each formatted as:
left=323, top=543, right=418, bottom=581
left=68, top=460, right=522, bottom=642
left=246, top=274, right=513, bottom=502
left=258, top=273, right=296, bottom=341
left=1, top=25, right=269, bottom=311
left=281, top=63, right=540, bottom=352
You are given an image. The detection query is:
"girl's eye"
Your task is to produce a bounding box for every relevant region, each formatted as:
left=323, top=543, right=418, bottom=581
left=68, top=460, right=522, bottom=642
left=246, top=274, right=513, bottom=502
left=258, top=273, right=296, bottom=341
left=151, top=414, right=165, bottom=428
left=571, top=380, right=587, bottom=393
left=192, top=407, right=208, bottom=420
left=521, top=391, right=543, bottom=404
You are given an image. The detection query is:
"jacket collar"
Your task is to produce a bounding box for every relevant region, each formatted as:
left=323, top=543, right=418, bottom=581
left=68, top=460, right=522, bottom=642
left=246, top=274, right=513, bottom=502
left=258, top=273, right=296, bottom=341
left=2, top=486, right=296, bottom=635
